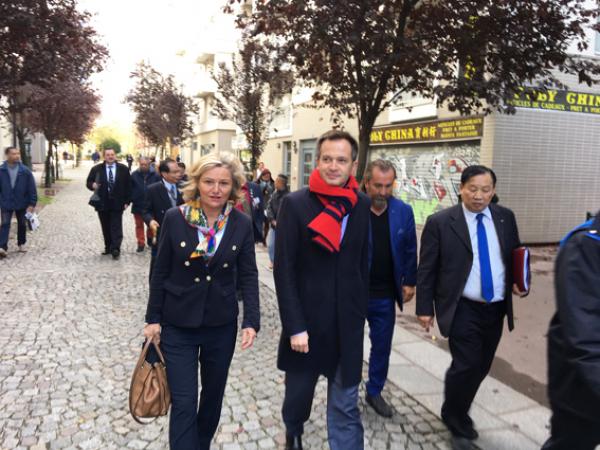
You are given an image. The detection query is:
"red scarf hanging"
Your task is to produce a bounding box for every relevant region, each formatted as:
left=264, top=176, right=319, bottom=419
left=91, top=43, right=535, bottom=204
left=307, top=169, right=359, bottom=253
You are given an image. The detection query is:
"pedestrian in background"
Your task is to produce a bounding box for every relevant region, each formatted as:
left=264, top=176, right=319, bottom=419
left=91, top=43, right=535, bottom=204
left=91, top=150, right=100, bottom=164
left=0, top=147, right=37, bottom=258
left=130, top=156, right=160, bottom=252
left=274, top=130, right=370, bottom=450
left=416, top=165, right=526, bottom=442
left=143, top=152, right=259, bottom=450
left=126, top=154, right=134, bottom=171
left=265, top=173, right=289, bottom=270
left=362, top=159, right=417, bottom=418
left=235, top=178, right=264, bottom=245
left=143, top=158, right=183, bottom=279
left=542, top=211, right=600, bottom=450
left=85, top=148, right=131, bottom=259
left=256, top=169, right=275, bottom=242
left=177, top=161, right=188, bottom=186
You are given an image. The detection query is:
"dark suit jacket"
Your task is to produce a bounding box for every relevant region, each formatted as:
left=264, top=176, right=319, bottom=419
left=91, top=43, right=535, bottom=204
left=246, top=181, right=264, bottom=242
left=547, top=213, right=600, bottom=422
left=368, top=197, right=417, bottom=309
left=274, top=188, right=370, bottom=387
left=142, top=181, right=184, bottom=228
left=130, top=169, right=160, bottom=214
left=416, top=203, right=521, bottom=337
left=86, top=162, right=132, bottom=211
left=145, top=207, right=260, bottom=331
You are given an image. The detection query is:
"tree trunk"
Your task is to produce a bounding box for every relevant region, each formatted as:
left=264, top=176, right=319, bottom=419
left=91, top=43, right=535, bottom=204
left=44, top=139, right=53, bottom=188
left=54, top=143, right=60, bottom=180
left=356, top=129, right=371, bottom=183
left=16, top=125, right=32, bottom=168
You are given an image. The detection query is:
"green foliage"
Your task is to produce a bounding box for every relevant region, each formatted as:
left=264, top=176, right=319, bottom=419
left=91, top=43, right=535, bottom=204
left=99, top=137, right=122, bottom=154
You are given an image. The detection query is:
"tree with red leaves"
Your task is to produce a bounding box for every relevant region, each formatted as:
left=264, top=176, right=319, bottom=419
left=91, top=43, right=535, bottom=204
left=228, top=0, right=600, bottom=179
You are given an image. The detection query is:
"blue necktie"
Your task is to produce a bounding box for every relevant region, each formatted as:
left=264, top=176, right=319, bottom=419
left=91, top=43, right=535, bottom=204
left=477, top=213, right=494, bottom=302
left=170, top=185, right=177, bottom=206
left=108, top=166, right=114, bottom=192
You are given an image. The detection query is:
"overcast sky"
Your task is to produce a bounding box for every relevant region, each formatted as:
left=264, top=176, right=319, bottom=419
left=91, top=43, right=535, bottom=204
left=78, top=0, right=231, bottom=127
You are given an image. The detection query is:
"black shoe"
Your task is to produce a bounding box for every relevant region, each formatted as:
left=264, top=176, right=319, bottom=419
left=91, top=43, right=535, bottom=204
left=111, top=249, right=120, bottom=260
left=101, top=249, right=110, bottom=255
left=442, top=414, right=478, bottom=440
left=285, top=434, right=302, bottom=450
left=366, top=393, right=393, bottom=418
left=136, top=245, right=145, bottom=253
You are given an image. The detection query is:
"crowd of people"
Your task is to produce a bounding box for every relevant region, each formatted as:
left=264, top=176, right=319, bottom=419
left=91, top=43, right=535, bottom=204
left=79, top=134, right=599, bottom=450
left=1, top=133, right=597, bottom=450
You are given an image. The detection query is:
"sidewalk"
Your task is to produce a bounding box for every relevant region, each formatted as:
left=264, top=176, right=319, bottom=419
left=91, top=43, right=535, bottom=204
left=255, top=247, right=550, bottom=450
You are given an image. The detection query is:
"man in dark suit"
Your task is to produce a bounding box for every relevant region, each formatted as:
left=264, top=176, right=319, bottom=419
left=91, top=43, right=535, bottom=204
left=416, top=165, right=526, bottom=441
left=86, top=148, right=132, bottom=259
left=542, top=211, right=600, bottom=450
left=274, top=130, right=370, bottom=450
left=363, top=159, right=417, bottom=418
left=143, top=158, right=183, bottom=278
left=130, top=156, right=160, bottom=252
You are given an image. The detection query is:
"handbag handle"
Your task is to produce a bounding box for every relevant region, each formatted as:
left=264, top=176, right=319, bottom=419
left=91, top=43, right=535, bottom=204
left=130, top=336, right=168, bottom=425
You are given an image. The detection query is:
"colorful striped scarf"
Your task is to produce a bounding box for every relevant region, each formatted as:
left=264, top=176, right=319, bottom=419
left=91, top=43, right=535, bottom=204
left=179, top=200, right=233, bottom=261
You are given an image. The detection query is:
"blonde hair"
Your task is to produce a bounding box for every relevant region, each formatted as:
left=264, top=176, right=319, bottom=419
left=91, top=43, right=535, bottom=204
left=181, top=152, right=246, bottom=203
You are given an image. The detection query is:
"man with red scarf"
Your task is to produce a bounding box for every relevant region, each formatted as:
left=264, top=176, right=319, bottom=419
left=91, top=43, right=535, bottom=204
left=274, top=130, right=370, bottom=450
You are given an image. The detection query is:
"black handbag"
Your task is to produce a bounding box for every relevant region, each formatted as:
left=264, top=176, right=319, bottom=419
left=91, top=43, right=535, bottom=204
left=88, top=171, right=103, bottom=208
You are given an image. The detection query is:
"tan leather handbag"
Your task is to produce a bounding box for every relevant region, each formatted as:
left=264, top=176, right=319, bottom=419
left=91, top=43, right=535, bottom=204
left=129, top=338, right=171, bottom=424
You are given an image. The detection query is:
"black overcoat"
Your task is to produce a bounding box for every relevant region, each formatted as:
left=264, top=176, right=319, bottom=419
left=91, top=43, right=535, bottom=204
left=274, top=188, right=370, bottom=388
left=416, top=203, right=521, bottom=337
left=85, top=162, right=132, bottom=211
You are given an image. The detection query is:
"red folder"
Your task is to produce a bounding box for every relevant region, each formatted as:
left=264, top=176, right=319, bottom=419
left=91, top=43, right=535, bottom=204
left=512, top=246, right=531, bottom=294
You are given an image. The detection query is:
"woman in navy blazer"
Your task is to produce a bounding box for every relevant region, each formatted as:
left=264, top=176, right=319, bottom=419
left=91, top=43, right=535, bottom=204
left=143, top=153, right=260, bottom=450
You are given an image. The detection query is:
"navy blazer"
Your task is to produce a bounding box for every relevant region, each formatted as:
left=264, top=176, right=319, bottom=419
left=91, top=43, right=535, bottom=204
left=274, top=188, right=370, bottom=387
left=130, top=169, right=160, bottom=214
left=142, top=181, right=183, bottom=227
left=145, top=207, right=260, bottom=331
left=369, top=197, right=417, bottom=309
left=0, top=162, right=37, bottom=210
left=416, top=203, right=521, bottom=337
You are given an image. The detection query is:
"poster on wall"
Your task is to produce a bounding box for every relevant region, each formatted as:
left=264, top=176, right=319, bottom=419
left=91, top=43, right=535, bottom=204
left=370, top=141, right=481, bottom=225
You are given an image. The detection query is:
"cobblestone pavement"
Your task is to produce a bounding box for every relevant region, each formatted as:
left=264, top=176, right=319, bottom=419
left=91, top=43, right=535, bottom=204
left=0, top=165, right=456, bottom=450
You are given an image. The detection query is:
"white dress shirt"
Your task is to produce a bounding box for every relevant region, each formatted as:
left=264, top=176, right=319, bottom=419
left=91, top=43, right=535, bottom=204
left=461, top=204, right=506, bottom=302
left=162, top=179, right=177, bottom=206
left=105, top=164, right=116, bottom=182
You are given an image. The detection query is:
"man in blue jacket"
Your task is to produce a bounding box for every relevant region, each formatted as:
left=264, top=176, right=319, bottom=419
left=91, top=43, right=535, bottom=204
left=0, top=147, right=37, bottom=258
left=363, top=159, right=417, bottom=417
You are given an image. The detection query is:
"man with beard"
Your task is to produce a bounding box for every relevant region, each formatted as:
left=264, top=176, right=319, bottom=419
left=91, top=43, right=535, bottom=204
left=362, top=159, right=417, bottom=417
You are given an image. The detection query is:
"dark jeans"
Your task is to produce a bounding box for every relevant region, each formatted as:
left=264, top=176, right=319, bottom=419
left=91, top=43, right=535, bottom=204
left=542, top=408, right=600, bottom=450
left=97, top=210, right=123, bottom=252
left=366, top=298, right=395, bottom=397
left=0, top=209, right=27, bottom=250
left=161, top=322, right=237, bottom=450
left=282, top=366, right=364, bottom=450
left=442, top=298, right=505, bottom=425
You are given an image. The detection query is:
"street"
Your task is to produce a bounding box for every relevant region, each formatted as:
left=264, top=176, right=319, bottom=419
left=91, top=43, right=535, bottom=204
left=0, top=164, right=455, bottom=449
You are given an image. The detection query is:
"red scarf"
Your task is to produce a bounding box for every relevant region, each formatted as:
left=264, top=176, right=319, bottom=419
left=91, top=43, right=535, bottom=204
left=308, top=169, right=359, bottom=253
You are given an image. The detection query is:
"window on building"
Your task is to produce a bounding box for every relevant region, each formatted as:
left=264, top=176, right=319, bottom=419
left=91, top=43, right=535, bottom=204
left=282, top=141, right=292, bottom=178
left=269, top=96, right=292, bottom=136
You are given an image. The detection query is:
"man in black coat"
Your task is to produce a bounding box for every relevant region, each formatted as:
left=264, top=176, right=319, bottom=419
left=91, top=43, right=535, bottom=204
left=542, top=211, right=600, bottom=450
left=142, top=158, right=183, bottom=278
left=416, top=165, right=526, bottom=442
left=86, top=148, right=132, bottom=259
left=130, top=156, right=160, bottom=252
left=235, top=179, right=264, bottom=244
left=274, top=130, right=370, bottom=450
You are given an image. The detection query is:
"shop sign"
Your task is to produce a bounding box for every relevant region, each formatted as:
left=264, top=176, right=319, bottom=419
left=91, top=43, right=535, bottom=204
left=370, top=116, right=483, bottom=145
left=507, top=87, right=600, bottom=115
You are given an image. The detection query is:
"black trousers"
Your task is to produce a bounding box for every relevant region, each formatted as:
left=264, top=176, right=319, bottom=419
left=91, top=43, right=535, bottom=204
left=161, top=322, right=237, bottom=450
left=542, top=408, right=600, bottom=450
left=442, top=298, right=505, bottom=424
left=97, top=209, right=124, bottom=252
